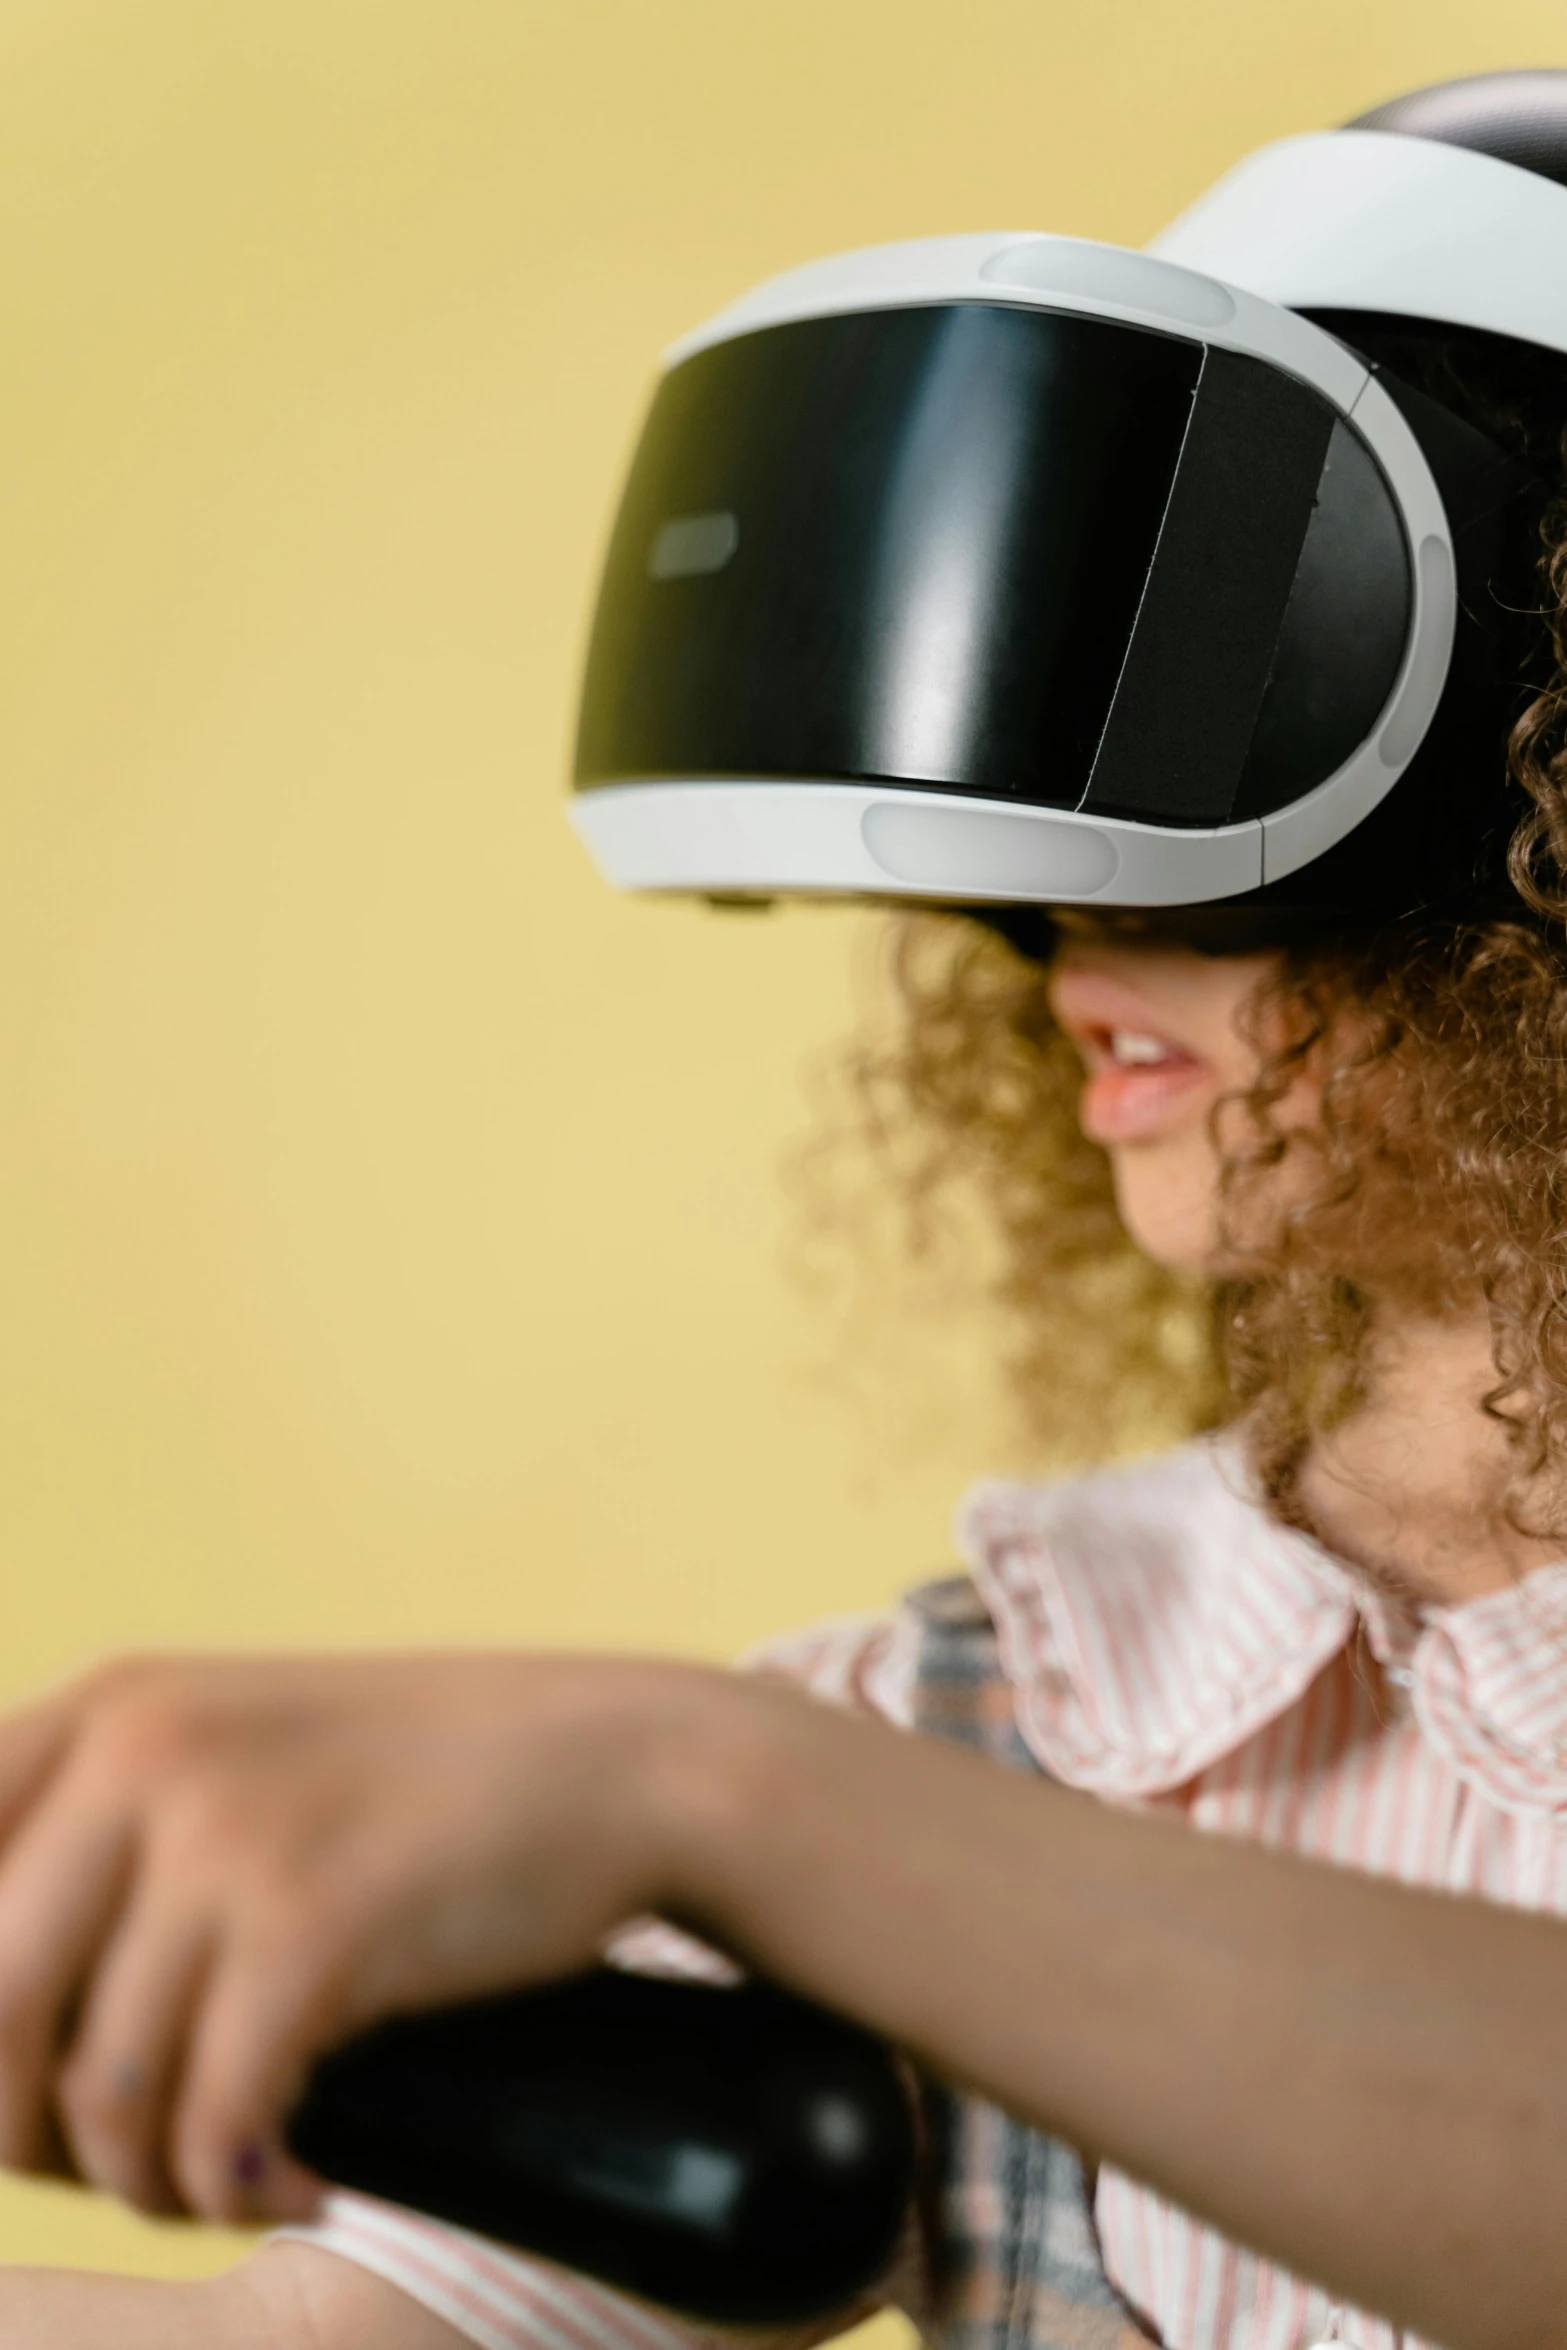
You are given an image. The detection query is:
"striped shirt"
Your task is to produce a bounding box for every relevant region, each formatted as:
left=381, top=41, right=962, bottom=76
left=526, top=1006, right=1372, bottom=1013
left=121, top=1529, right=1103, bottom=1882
left=286, top=1437, right=1567, bottom=2349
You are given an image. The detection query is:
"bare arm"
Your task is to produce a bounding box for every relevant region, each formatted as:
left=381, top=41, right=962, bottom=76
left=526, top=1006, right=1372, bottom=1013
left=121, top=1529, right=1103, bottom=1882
left=669, top=1677, right=1566, bottom=2350
left=0, top=1652, right=1557, bottom=2350
left=0, top=2240, right=474, bottom=2350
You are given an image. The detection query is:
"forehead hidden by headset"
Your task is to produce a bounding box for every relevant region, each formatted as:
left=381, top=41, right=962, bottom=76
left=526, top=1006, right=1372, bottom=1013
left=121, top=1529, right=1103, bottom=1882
left=569, top=70, right=1567, bottom=952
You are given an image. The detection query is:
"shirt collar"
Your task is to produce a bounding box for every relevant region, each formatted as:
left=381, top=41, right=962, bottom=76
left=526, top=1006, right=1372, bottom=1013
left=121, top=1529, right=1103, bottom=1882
left=955, top=1438, right=1567, bottom=1813
left=1414, top=1564, right=1567, bottom=1813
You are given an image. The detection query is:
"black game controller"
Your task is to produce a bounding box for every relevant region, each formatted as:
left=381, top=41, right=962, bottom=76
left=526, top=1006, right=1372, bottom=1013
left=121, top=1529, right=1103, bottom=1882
left=287, top=1968, right=917, bottom=2325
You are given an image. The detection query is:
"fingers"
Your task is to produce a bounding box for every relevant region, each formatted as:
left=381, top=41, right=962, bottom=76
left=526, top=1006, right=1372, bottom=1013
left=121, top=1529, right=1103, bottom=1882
left=0, top=1790, right=133, bottom=2170
left=171, top=1923, right=347, bottom=2223
left=0, top=1658, right=357, bottom=2217
left=0, top=1664, right=167, bottom=1855
left=0, top=1701, right=74, bottom=1849
left=56, top=1893, right=215, bottom=2213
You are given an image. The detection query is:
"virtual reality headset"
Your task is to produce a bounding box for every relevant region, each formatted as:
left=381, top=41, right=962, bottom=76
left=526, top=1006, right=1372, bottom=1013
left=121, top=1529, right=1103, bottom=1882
left=570, top=81, right=1567, bottom=930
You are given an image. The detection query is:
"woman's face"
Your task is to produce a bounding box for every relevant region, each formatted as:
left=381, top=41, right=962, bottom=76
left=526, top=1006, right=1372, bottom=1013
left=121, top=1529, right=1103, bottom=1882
left=1047, top=929, right=1285, bottom=1271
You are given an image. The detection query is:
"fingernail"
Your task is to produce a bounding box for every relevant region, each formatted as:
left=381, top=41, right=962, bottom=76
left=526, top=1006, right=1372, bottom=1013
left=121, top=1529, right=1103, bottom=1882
left=233, top=2141, right=267, bottom=2188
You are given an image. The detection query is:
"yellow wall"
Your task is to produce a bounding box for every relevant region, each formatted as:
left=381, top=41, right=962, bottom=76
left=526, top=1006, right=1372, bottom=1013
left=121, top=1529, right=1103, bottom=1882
left=0, top=0, right=1559, bottom=2284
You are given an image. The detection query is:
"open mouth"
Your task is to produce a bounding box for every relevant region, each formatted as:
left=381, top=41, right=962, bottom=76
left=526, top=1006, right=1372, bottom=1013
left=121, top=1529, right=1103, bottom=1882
left=1050, top=972, right=1213, bottom=1145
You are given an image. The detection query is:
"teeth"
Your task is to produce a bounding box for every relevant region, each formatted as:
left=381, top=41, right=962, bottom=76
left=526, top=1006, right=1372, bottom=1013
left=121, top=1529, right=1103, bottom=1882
left=1109, top=1029, right=1170, bottom=1066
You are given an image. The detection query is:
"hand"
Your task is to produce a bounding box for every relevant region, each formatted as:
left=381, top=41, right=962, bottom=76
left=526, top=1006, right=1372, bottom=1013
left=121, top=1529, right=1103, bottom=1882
left=0, top=1648, right=720, bottom=2225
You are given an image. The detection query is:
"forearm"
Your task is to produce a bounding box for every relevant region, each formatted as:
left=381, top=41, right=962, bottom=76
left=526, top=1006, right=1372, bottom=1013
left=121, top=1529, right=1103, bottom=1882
left=3, top=1642, right=1552, bottom=2343
left=662, top=1676, right=1567, bottom=2350
left=0, top=2243, right=475, bottom=2350
left=0, top=2267, right=236, bottom=2350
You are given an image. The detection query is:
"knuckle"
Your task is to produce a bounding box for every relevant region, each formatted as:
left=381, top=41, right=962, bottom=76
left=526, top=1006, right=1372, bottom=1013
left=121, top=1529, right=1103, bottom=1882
left=79, top=1651, right=162, bottom=1701
left=160, top=1790, right=314, bottom=1905
left=81, top=1687, right=207, bottom=1794
left=159, top=1781, right=250, bottom=1860
left=152, top=1805, right=346, bottom=1960
left=55, top=2057, right=175, bottom=2211
left=245, top=1871, right=354, bottom=1976
left=59, top=2082, right=169, bottom=2211
left=57, top=2049, right=137, bottom=2138
left=76, top=1653, right=174, bottom=1730
left=72, top=1653, right=144, bottom=1712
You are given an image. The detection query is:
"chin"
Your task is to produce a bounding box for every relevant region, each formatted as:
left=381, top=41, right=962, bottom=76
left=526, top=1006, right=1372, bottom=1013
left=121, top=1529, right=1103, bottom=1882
left=1108, top=1142, right=1222, bottom=1274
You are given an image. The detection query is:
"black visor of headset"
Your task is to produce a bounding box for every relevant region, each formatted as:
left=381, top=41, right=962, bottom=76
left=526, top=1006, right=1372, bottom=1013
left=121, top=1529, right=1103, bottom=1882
left=570, top=235, right=1540, bottom=922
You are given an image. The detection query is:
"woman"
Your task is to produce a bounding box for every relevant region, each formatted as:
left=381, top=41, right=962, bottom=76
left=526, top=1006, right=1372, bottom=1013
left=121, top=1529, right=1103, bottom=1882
left=3, top=72, right=1567, bottom=2350
left=8, top=905, right=1567, bottom=2350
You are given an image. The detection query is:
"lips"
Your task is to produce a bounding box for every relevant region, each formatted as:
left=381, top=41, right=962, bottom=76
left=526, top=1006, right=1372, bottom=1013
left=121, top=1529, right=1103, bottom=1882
left=1050, top=967, right=1212, bottom=1145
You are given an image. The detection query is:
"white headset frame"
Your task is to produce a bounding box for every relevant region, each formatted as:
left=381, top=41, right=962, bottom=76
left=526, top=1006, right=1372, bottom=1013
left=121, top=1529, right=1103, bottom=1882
left=572, top=202, right=1457, bottom=909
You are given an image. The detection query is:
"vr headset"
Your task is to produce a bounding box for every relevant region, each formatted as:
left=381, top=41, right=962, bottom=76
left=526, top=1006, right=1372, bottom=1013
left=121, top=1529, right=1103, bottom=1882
left=570, top=74, right=1567, bottom=935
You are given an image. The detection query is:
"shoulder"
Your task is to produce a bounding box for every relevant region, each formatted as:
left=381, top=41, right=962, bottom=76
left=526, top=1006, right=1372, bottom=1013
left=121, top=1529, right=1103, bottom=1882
left=953, top=1439, right=1361, bottom=1796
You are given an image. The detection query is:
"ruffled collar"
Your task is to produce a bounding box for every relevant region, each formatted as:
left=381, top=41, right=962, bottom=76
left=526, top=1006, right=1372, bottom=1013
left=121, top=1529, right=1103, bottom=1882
left=955, top=1438, right=1567, bottom=1817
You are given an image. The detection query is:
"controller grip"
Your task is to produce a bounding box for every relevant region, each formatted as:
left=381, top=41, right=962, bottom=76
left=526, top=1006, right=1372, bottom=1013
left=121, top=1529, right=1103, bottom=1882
left=287, top=1968, right=917, bottom=2325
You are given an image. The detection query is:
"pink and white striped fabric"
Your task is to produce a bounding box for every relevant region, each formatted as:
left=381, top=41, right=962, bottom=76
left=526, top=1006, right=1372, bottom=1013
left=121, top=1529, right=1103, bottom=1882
left=290, top=1438, right=1567, bottom=2350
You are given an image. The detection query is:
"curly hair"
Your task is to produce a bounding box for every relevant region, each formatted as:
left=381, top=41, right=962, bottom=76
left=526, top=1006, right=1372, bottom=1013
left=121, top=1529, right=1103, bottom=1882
left=841, top=341, right=1567, bottom=1538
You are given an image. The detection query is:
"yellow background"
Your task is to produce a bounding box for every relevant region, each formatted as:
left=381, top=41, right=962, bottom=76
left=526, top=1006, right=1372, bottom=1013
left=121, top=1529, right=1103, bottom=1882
left=0, top=0, right=1558, bottom=2295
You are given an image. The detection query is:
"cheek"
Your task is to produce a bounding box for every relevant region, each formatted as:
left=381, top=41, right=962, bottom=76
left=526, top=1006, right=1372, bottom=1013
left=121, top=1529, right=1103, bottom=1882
left=1105, top=1066, right=1326, bottom=1276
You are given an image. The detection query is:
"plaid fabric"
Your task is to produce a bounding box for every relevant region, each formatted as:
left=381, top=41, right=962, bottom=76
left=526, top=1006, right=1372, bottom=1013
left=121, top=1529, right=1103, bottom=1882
left=907, top=1574, right=1157, bottom=2350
